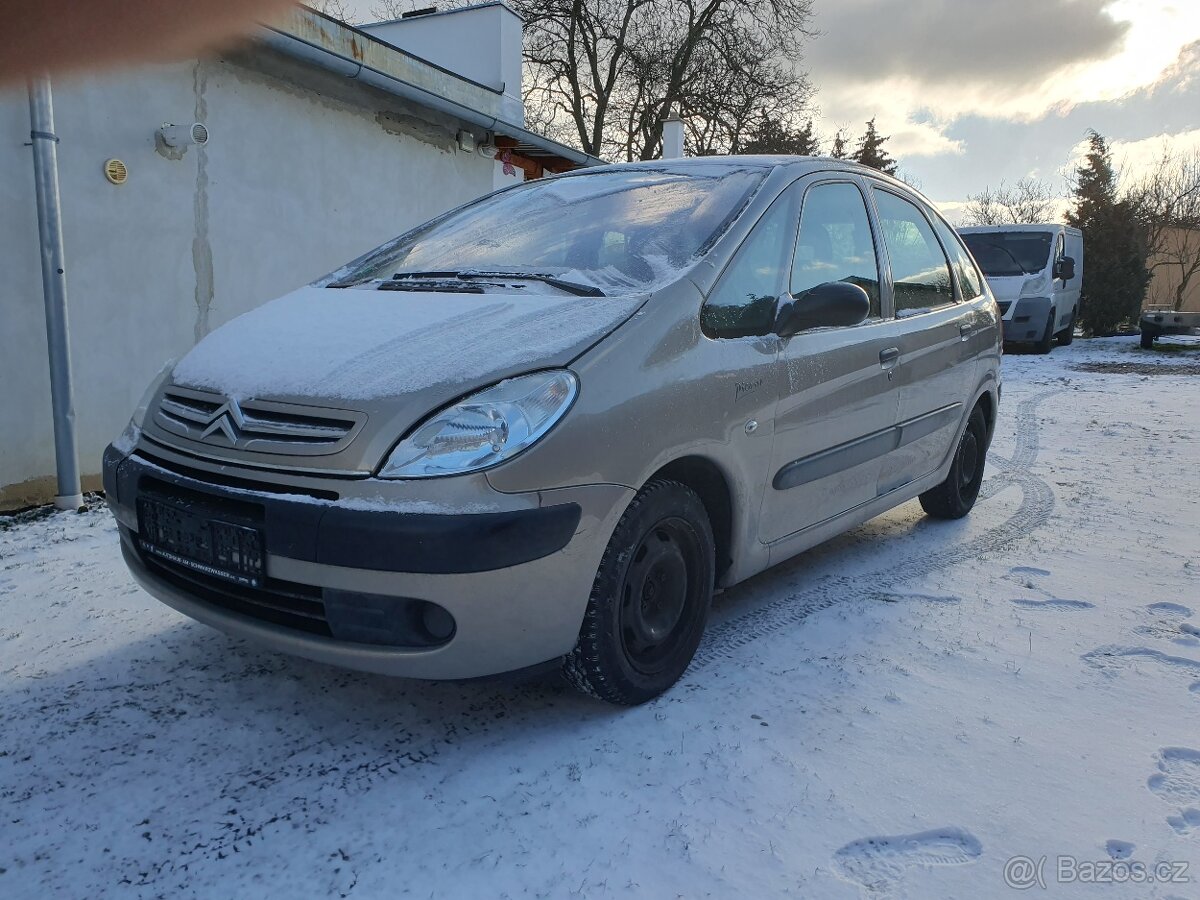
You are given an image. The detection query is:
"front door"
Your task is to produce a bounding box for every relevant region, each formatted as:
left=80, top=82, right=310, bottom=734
left=759, top=179, right=900, bottom=543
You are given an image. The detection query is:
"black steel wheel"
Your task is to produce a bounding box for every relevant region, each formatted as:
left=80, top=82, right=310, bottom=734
left=919, top=406, right=989, bottom=520
left=563, top=480, right=714, bottom=705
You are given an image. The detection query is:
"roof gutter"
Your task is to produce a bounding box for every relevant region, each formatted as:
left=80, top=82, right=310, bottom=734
left=258, top=24, right=601, bottom=169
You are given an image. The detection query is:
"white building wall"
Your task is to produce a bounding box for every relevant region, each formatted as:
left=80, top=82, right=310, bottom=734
left=0, top=53, right=499, bottom=507
left=366, top=2, right=525, bottom=126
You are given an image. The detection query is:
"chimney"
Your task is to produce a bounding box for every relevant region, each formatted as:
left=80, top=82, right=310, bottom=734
left=363, top=2, right=525, bottom=126
left=661, top=104, right=685, bottom=159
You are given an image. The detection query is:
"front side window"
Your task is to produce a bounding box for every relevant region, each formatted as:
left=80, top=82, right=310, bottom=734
left=931, top=214, right=984, bottom=300
left=701, top=191, right=799, bottom=338
left=791, top=182, right=881, bottom=319
left=873, top=189, right=955, bottom=317
left=333, top=167, right=766, bottom=294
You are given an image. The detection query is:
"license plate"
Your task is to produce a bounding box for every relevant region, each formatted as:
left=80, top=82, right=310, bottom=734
left=137, top=497, right=264, bottom=587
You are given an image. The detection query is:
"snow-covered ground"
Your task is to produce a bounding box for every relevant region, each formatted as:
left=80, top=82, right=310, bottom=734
left=2, top=336, right=1198, bottom=899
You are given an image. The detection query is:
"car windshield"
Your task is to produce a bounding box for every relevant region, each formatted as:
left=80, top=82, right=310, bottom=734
left=961, top=231, right=1053, bottom=277
left=331, top=167, right=765, bottom=294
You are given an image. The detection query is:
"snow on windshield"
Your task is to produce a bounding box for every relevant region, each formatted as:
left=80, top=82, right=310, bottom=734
left=329, top=166, right=765, bottom=294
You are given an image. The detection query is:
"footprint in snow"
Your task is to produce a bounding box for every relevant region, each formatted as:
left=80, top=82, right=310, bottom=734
left=1148, top=748, right=1200, bottom=810
left=1009, top=566, right=1051, bottom=578
left=1010, top=597, right=1094, bottom=611
left=1166, top=809, right=1200, bottom=836
left=1147, top=603, right=1194, bottom=618
left=1136, top=603, right=1200, bottom=646
left=1105, top=839, right=1135, bottom=860
left=1082, top=646, right=1200, bottom=683
left=832, top=827, right=982, bottom=892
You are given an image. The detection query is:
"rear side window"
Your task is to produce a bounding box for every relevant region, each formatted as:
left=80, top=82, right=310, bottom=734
left=873, top=189, right=955, bottom=317
left=930, top=214, right=984, bottom=300
left=702, top=191, right=799, bottom=338
left=791, top=182, right=881, bottom=319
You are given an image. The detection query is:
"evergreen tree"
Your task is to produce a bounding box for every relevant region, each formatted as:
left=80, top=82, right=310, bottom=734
left=1066, top=131, right=1150, bottom=335
left=851, top=118, right=898, bottom=175
left=741, top=116, right=820, bottom=155
left=829, top=129, right=849, bottom=159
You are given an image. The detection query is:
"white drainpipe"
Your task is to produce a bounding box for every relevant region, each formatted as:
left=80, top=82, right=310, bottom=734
left=27, top=75, right=82, bottom=510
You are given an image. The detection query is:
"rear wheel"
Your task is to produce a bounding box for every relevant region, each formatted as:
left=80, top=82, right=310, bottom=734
left=1034, top=309, right=1056, bottom=354
left=563, top=480, right=714, bottom=705
left=919, top=406, right=988, bottom=520
left=1141, top=330, right=1155, bottom=350
left=1056, top=309, right=1076, bottom=346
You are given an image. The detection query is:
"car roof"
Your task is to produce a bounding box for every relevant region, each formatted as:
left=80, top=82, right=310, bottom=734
left=958, top=224, right=1080, bottom=234
left=554, top=154, right=935, bottom=206
left=570, top=154, right=888, bottom=175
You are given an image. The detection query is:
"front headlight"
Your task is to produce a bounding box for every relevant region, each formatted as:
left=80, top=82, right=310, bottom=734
left=113, top=361, right=174, bottom=454
left=379, top=370, right=578, bottom=479
left=1019, top=274, right=1049, bottom=298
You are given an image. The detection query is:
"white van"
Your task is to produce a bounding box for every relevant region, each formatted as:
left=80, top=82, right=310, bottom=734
left=958, top=224, right=1083, bottom=353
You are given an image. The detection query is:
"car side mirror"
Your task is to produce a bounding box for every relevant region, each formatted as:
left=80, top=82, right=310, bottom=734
left=1055, top=256, right=1076, bottom=281
left=775, top=281, right=872, bottom=337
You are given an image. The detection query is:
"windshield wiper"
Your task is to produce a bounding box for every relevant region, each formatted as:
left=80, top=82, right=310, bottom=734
left=985, top=244, right=1029, bottom=275
left=391, top=270, right=607, bottom=297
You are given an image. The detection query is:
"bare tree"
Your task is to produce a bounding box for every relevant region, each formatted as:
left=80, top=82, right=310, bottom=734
left=516, top=0, right=815, bottom=161
left=962, top=178, right=1058, bottom=225
left=1131, top=147, right=1200, bottom=311
left=312, top=0, right=361, bottom=24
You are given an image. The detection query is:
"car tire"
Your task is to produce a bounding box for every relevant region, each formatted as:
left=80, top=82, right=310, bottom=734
left=919, top=406, right=988, bottom=520
left=1141, top=330, right=1155, bottom=350
left=1057, top=309, right=1076, bottom=346
left=563, top=479, right=714, bottom=705
left=1034, top=309, right=1056, bottom=354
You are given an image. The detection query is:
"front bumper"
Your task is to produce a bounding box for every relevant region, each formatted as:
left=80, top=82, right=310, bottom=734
left=104, top=444, right=632, bottom=679
left=999, top=296, right=1053, bottom=343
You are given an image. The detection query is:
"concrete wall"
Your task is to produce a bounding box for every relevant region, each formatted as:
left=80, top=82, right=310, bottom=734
left=0, top=51, right=514, bottom=509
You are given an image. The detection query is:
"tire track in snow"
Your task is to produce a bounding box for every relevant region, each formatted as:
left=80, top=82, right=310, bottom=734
left=690, top=389, right=1061, bottom=671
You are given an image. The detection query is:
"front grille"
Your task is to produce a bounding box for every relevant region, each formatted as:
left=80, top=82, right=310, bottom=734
left=142, top=550, right=332, bottom=637
left=153, top=386, right=364, bottom=457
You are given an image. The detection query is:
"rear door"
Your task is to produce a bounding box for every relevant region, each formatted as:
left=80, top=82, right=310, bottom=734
left=759, top=177, right=900, bottom=542
left=870, top=186, right=978, bottom=495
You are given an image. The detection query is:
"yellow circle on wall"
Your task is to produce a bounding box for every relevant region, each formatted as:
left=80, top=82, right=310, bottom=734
left=104, top=159, right=128, bottom=185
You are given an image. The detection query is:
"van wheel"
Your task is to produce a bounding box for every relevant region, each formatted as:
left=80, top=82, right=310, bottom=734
left=1141, top=331, right=1155, bottom=350
left=1034, top=310, right=1056, bottom=354
left=563, top=480, right=714, bottom=705
left=919, top=407, right=988, bottom=520
left=1056, top=309, right=1076, bottom=346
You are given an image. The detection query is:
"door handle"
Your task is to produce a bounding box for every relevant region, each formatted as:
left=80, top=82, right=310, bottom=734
left=879, top=347, right=900, bottom=369
left=959, top=323, right=974, bottom=341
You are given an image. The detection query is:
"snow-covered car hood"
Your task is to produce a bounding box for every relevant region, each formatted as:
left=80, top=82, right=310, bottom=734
left=151, top=285, right=649, bottom=473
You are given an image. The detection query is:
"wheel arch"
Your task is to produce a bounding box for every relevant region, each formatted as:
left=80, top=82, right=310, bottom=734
left=647, top=455, right=735, bottom=582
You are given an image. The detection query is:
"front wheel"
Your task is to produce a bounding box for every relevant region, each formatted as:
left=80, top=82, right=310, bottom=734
left=1034, top=309, right=1056, bottom=354
left=1057, top=309, right=1076, bottom=346
left=1141, top=330, right=1155, bottom=350
left=919, top=406, right=988, bottom=520
left=563, top=480, right=714, bottom=705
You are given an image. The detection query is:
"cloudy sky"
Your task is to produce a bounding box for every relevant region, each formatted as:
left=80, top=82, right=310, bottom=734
left=803, top=0, right=1200, bottom=219
left=345, top=0, right=1199, bottom=220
